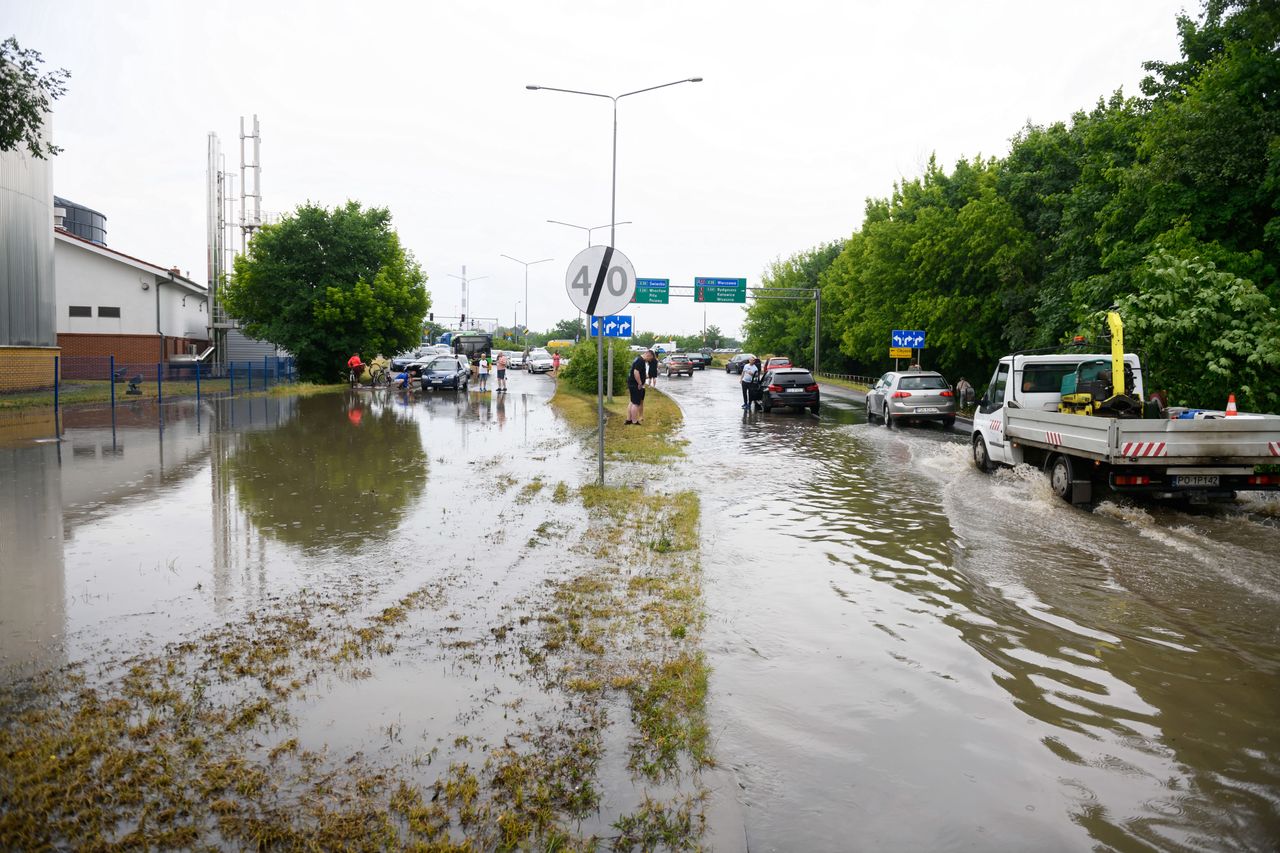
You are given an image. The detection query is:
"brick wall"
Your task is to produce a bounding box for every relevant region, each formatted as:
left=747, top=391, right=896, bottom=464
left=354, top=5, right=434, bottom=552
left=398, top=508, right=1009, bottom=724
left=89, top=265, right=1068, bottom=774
left=0, top=346, right=61, bottom=393
left=58, top=333, right=163, bottom=364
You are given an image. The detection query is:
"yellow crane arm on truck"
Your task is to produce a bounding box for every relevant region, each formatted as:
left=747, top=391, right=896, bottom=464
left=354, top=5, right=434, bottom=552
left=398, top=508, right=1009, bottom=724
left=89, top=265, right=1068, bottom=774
left=1106, top=310, right=1125, bottom=398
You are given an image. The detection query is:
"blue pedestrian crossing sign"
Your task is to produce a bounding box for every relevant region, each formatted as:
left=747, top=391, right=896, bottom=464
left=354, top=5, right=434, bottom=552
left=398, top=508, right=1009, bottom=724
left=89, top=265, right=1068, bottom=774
left=891, top=329, right=926, bottom=348
left=589, top=314, right=634, bottom=338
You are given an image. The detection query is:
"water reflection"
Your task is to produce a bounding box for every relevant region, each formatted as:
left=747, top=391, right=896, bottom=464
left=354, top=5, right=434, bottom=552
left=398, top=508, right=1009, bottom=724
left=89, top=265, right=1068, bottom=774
left=221, top=395, right=427, bottom=552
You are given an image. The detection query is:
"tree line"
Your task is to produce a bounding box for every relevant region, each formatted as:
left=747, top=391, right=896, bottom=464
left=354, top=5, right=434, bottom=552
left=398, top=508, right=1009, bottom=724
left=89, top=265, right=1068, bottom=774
left=742, top=0, right=1278, bottom=411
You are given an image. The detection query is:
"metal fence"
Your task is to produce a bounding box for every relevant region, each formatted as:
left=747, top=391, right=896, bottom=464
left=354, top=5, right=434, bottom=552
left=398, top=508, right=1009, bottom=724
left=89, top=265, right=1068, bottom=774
left=42, top=355, right=297, bottom=408
left=817, top=372, right=878, bottom=388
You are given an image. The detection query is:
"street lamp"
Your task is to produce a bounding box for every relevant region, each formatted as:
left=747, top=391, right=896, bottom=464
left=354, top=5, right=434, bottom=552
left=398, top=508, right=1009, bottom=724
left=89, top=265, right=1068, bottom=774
left=527, top=78, right=701, bottom=250
left=500, top=254, right=553, bottom=352
left=527, top=76, right=702, bottom=485
left=513, top=301, right=521, bottom=337
left=546, top=219, right=633, bottom=248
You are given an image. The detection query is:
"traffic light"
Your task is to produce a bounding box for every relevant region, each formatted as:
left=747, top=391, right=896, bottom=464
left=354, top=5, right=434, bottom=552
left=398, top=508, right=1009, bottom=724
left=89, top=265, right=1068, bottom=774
left=429, top=312, right=434, bottom=322
left=460, top=314, right=465, bottom=325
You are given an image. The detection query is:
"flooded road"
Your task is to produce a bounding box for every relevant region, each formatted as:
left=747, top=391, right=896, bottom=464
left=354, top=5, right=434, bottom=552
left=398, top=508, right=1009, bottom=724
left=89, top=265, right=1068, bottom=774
left=3, top=368, right=1279, bottom=850
left=659, top=371, right=1280, bottom=851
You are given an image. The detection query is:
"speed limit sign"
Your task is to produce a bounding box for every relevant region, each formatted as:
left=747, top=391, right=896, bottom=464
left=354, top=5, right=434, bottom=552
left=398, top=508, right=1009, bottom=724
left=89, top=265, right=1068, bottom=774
left=565, top=245, right=636, bottom=317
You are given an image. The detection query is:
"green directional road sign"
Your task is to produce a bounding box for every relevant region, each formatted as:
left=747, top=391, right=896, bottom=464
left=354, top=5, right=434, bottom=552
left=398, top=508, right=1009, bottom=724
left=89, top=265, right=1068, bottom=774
left=633, top=278, right=669, bottom=304
left=694, top=277, right=746, bottom=303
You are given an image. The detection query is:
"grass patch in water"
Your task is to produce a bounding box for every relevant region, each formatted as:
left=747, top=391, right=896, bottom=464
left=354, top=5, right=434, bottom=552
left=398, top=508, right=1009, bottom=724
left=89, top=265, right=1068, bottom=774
left=551, top=385, right=685, bottom=462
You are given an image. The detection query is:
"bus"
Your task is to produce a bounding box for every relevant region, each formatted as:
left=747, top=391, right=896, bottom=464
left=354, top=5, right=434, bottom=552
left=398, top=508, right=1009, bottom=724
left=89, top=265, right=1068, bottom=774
left=451, top=333, right=492, bottom=363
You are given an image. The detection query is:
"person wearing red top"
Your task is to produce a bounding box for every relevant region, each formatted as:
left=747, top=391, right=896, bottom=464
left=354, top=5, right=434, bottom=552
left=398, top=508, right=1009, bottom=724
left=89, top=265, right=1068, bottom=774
left=347, top=353, right=365, bottom=385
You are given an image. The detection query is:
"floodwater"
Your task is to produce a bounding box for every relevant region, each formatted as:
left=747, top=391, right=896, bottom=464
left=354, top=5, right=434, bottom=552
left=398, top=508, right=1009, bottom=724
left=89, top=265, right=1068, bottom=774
left=2, top=369, right=1278, bottom=851
left=658, top=371, right=1280, bottom=851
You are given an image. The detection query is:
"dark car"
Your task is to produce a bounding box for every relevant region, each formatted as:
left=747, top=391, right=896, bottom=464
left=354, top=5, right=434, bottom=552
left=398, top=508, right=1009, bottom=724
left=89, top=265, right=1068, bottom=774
left=419, top=356, right=471, bottom=391
left=660, top=354, right=694, bottom=377
left=725, top=353, right=756, bottom=374
left=686, top=351, right=711, bottom=370
left=761, top=368, right=820, bottom=414
left=864, top=370, right=956, bottom=427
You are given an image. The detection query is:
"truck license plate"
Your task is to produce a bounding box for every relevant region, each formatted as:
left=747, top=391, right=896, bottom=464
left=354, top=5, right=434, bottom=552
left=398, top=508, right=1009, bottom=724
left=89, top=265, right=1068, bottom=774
left=1174, top=475, right=1219, bottom=487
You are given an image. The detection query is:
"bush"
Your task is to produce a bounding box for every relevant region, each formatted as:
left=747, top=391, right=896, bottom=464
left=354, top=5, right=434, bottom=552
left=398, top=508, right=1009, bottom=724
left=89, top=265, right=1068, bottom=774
left=559, top=339, right=635, bottom=395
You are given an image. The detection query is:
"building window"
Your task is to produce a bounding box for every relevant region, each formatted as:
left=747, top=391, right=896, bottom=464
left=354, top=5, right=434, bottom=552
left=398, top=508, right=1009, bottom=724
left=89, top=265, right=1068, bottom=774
left=98, top=306, right=121, bottom=318
left=69, top=305, right=91, bottom=317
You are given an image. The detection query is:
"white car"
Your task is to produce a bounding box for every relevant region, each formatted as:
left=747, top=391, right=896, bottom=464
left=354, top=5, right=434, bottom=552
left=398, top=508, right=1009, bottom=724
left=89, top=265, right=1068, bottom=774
left=526, top=349, right=554, bottom=373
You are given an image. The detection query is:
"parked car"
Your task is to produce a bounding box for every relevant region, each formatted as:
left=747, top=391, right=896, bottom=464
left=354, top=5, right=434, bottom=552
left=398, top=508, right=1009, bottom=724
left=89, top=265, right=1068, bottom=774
left=526, top=349, right=554, bottom=373
left=418, top=355, right=471, bottom=391
left=504, top=350, right=525, bottom=369
left=725, top=353, right=756, bottom=374
left=660, top=354, right=694, bottom=377
left=864, top=370, right=956, bottom=427
left=391, top=348, right=428, bottom=372
left=764, top=356, right=793, bottom=373
left=759, top=368, right=821, bottom=414
left=686, top=351, right=711, bottom=370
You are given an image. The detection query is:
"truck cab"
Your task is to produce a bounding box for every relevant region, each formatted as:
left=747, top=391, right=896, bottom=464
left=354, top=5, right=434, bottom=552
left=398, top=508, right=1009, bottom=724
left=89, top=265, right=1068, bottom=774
left=974, top=352, right=1145, bottom=469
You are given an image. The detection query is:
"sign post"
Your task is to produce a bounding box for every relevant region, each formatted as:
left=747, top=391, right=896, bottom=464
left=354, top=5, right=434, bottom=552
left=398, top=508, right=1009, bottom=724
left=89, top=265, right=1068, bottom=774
left=566, top=246, right=637, bottom=485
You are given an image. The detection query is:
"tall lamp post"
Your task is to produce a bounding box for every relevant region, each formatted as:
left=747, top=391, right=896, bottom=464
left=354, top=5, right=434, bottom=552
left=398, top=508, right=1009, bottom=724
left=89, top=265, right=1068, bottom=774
left=447, top=267, right=488, bottom=328
left=546, top=219, right=633, bottom=248
left=527, top=77, right=702, bottom=485
left=500, top=254, right=553, bottom=352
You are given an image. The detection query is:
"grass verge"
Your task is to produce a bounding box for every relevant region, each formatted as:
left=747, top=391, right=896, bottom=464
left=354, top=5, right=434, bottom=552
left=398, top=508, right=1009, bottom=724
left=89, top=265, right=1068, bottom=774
left=819, top=375, right=871, bottom=393
left=551, top=384, right=685, bottom=462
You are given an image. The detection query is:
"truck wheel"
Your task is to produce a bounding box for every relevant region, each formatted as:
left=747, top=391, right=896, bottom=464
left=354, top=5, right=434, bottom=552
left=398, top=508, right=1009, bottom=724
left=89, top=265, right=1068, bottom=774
left=1049, top=455, right=1074, bottom=501
left=972, top=435, right=994, bottom=472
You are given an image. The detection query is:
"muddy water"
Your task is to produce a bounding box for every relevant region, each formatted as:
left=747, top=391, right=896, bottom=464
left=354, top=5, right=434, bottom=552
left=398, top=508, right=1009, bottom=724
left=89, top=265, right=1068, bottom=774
left=0, top=382, right=574, bottom=679
left=659, top=372, right=1280, bottom=852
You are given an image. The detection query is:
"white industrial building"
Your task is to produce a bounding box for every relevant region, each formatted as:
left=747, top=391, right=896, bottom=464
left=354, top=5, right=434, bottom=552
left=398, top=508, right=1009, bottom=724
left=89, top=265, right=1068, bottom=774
left=54, top=228, right=210, bottom=368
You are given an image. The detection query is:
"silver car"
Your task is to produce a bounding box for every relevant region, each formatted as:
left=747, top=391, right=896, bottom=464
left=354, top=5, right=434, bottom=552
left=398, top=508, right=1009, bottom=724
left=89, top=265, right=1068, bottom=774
left=525, top=349, right=554, bottom=373
left=865, top=370, right=956, bottom=428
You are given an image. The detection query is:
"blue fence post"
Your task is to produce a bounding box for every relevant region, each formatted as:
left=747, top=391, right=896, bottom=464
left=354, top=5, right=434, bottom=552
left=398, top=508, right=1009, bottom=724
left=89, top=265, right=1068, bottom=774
left=109, top=355, right=116, bottom=409
left=195, top=358, right=201, bottom=402
left=230, top=362, right=235, bottom=395
left=264, top=355, right=270, bottom=389
left=157, top=363, right=163, bottom=406
left=54, top=355, right=60, bottom=410
left=247, top=362, right=253, bottom=392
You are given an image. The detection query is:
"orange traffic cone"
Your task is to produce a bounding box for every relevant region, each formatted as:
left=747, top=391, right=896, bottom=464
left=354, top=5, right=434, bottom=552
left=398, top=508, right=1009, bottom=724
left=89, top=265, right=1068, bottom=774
left=1225, top=393, right=1238, bottom=416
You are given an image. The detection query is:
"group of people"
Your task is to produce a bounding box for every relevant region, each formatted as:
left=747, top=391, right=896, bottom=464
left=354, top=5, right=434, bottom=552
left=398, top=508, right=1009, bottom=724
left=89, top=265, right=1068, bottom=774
left=474, top=352, right=511, bottom=393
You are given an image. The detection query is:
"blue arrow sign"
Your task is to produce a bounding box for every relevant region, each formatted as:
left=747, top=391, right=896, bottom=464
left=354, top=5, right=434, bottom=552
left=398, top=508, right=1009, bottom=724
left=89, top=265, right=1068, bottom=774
left=589, top=314, right=634, bottom=338
left=891, top=329, right=926, bottom=348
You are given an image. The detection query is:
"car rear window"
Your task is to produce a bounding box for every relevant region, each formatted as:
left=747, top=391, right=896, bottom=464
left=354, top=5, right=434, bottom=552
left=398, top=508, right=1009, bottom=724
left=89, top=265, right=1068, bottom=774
left=898, top=375, right=948, bottom=390
left=774, top=372, right=814, bottom=383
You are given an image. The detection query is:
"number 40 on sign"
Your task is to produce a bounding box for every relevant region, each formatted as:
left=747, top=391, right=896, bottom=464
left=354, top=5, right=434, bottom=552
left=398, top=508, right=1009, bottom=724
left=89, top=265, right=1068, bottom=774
left=565, top=245, right=637, bottom=317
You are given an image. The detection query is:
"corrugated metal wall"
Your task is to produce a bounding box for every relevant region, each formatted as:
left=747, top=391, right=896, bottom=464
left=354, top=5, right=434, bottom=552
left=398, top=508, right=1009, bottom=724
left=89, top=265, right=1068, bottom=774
left=0, top=119, right=56, bottom=348
left=224, top=327, right=280, bottom=362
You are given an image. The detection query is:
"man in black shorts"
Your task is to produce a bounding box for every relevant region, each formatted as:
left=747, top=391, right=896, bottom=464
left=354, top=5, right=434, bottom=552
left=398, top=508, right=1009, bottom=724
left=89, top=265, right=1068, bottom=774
left=626, top=349, right=654, bottom=425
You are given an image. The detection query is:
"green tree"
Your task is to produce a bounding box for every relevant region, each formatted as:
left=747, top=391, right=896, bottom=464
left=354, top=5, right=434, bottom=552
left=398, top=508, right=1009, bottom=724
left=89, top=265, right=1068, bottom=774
left=743, top=241, right=844, bottom=370
left=557, top=338, right=632, bottom=395
left=1112, top=247, right=1280, bottom=411
left=222, top=201, right=430, bottom=381
left=0, top=36, right=70, bottom=159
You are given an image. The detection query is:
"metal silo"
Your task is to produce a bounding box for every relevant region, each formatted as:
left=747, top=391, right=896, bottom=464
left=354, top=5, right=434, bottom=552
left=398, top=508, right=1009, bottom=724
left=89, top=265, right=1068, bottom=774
left=0, top=117, right=56, bottom=349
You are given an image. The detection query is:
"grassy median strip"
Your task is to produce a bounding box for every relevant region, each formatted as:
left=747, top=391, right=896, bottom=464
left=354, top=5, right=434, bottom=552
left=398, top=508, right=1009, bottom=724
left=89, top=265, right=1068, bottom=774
left=551, top=383, right=685, bottom=463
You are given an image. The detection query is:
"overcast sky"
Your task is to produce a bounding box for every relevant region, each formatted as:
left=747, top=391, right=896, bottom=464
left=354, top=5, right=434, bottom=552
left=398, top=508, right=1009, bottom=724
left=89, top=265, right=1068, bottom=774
left=7, top=0, right=1190, bottom=338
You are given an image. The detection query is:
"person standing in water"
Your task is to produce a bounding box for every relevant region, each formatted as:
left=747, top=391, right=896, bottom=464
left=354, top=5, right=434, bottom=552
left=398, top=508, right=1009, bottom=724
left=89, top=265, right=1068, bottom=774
left=477, top=354, right=490, bottom=392
left=495, top=352, right=509, bottom=393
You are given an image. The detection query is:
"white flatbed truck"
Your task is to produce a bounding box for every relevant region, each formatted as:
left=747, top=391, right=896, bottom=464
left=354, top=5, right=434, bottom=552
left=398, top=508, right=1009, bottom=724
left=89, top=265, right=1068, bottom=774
left=970, top=352, right=1280, bottom=505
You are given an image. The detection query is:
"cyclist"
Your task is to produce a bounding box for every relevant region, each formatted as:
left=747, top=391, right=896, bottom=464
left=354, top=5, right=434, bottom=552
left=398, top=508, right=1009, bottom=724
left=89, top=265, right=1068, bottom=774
left=347, top=353, right=365, bottom=385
